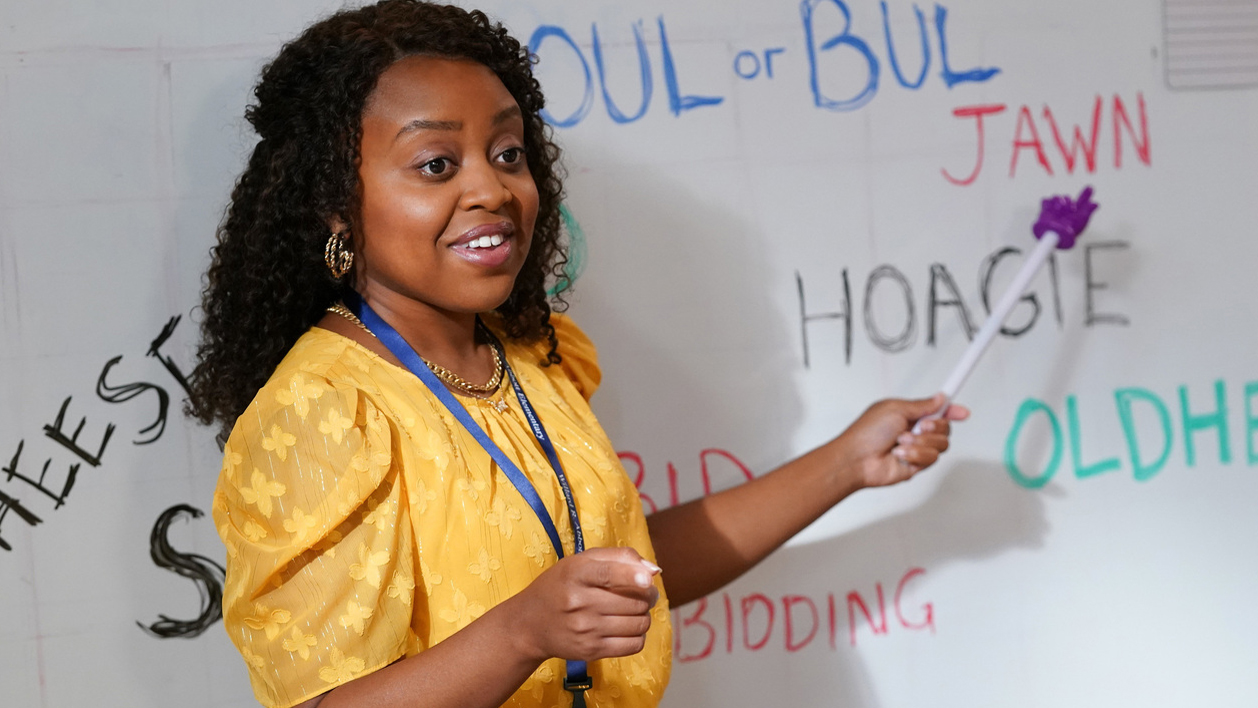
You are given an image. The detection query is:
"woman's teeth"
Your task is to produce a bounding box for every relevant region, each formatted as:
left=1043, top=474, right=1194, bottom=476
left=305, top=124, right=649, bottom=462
left=464, top=234, right=505, bottom=249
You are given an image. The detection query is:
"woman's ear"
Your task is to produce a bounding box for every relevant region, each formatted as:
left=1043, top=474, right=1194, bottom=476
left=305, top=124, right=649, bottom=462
left=323, top=215, right=356, bottom=281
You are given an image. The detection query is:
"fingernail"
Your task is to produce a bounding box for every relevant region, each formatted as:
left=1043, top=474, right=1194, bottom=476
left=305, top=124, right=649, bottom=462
left=892, top=446, right=908, bottom=459
left=635, top=572, right=651, bottom=588
left=640, top=559, right=662, bottom=574
left=919, top=420, right=935, bottom=433
left=897, top=433, right=914, bottom=445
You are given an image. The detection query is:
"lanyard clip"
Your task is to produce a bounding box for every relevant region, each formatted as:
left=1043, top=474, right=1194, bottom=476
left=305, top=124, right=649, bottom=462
left=564, top=673, right=593, bottom=708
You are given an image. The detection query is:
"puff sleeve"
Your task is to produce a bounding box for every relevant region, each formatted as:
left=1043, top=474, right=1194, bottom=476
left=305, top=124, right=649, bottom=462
left=549, top=313, right=601, bottom=401
left=212, top=370, right=417, bottom=708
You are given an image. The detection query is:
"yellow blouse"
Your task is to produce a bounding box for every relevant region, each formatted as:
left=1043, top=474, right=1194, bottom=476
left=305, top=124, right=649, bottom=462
left=212, top=315, right=672, bottom=708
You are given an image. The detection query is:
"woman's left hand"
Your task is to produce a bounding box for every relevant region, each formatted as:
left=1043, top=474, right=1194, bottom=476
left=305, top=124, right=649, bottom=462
left=832, top=393, right=970, bottom=489
left=647, top=392, right=969, bottom=606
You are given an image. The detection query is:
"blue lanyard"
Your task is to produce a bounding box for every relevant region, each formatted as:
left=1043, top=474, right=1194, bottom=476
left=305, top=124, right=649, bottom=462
left=344, top=294, right=592, bottom=703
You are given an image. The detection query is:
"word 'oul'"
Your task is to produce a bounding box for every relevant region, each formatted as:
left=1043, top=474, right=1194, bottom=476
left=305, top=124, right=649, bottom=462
left=527, top=1, right=1000, bottom=126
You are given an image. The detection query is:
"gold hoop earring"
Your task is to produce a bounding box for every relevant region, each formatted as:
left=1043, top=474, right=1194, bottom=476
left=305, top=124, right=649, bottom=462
left=325, top=231, right=354, bottom=279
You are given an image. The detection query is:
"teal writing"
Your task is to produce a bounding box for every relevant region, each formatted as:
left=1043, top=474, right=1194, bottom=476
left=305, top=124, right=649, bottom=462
left=1180, top=379, right=1230, bottom=467
left=1067, top=395, right=1120, bottom=479
left=1115, top=387, right=1172, bottom=481
left=1003, top=398, right=1061, bottom=489
left=1004, top=378, right=1252, bottom=489
left=1246, top=381, right=1258, bottom=465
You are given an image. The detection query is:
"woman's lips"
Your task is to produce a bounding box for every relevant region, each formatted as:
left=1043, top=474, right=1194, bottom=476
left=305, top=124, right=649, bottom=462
left=450, top=222, right=515, bottom=268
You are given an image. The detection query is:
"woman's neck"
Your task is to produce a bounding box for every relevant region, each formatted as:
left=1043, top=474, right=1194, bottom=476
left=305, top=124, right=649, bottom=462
left=355, top=285, right=496, bottom=382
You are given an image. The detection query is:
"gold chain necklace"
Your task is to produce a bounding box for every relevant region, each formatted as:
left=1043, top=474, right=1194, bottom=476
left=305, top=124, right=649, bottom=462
left=327, top=302, right=373, bottom=336
left=326, top=302, right=507, bottom=407
left=423, top=345, right=505, bottom=396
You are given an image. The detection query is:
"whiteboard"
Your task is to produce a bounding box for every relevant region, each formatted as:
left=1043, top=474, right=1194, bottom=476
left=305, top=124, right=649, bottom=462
left=3, top=0, right=1256, bottom=706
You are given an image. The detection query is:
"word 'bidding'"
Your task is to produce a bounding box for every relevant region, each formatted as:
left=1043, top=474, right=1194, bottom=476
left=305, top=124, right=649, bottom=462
left=673, top=567, right=934, bottom=661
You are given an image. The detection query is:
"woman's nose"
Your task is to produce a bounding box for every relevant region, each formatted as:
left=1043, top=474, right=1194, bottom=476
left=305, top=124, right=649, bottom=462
left=458, top=158, right=513, bottom=212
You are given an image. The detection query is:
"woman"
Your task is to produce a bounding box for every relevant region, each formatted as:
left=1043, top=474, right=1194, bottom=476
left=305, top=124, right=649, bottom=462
left=191, top=2, right=967, bottom=707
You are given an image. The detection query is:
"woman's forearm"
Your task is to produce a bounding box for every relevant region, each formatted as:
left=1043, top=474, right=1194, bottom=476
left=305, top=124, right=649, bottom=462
left=303, top=598, right=542, bottom=708
left=647, top=441, right=863, bottom=607
left=647, top=395, right=964, bottom=607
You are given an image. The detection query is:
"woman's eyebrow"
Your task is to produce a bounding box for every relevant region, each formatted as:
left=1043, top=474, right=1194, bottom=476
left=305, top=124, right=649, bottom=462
left=393, top=107, right=519, bottom=142
left=395, top=118, right=461, bottom=141
left=492, top=105, right=522, bottom=124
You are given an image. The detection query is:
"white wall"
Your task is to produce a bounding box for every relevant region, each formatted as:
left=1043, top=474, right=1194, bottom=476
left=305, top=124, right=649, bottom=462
left=3, top=1, right=1256, bottom=706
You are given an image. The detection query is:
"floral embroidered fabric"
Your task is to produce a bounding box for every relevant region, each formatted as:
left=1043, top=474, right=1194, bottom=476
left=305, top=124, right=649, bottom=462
left=212, top=315, right=672, bottom=708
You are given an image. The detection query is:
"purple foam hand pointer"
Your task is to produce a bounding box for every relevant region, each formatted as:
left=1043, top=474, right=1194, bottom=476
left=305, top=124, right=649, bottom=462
left=1032, top=186, right=1098, bottom=249
left=914, top=185, right=1101, bottom=432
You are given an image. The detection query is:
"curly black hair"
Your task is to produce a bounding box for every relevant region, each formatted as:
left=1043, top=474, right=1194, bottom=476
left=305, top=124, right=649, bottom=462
left=187, top=0, right=568, bottom=441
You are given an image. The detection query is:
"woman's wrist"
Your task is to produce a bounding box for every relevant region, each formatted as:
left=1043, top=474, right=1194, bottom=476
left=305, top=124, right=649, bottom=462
left=491, top=587, right=551, bottom=669
left=822, top=432, right=871, bottom=498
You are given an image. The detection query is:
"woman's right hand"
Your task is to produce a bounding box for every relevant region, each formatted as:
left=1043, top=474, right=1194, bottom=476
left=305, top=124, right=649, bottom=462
left=507, top=547, right=661, bottom=663
left=293, top=548, right=660, bottom=708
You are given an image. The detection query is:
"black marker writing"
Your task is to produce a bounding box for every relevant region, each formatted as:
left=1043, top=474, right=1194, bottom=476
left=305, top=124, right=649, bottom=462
left=137, top=504, right=226, bottom=639
left=147, top=315, right=192, bottom=398
left=43, top=397, right=114, bottom=467
left=3, top=440, right=79, bottom=510
left=796, top=242, right=1130, bottom=367
left=1084, top=240, right=1132, bottom=327
left=0, top=487, right=43, bottom=551
left=97, top=356, right=171, bottom=445
left=797, top=269, right=853, bottom=368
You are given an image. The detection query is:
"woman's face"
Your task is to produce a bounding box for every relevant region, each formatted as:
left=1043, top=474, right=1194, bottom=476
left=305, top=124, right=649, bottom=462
left=352, top=56, right=538, bottom=316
